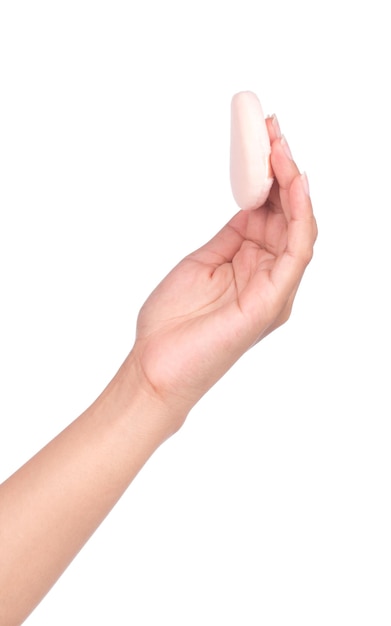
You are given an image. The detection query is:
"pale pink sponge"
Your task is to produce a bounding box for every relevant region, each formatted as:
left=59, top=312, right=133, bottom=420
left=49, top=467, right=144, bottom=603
left=230, top=91, right=274, bottom=211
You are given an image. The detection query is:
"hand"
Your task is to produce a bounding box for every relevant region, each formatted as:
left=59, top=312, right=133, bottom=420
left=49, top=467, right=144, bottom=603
left=130, top=118, right=317, bottom=422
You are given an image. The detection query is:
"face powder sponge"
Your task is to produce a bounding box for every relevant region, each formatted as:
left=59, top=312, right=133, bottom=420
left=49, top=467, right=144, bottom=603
left=230, top=91, right=274, bottom=211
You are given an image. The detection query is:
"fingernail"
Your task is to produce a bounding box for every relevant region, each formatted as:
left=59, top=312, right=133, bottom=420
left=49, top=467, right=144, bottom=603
left=281, top=135, right=293, bottom=160
left=271, top=114, right=282, bottom=138
left=301, top=172, right=310, bottom=196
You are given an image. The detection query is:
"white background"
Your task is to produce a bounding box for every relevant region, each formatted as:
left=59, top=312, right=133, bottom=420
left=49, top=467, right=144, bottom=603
left=0, top=1, right=390, bottom=624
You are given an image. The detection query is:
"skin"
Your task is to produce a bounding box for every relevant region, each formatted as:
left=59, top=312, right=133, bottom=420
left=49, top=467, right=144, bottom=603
left=0, top=117, right=317, bottom=625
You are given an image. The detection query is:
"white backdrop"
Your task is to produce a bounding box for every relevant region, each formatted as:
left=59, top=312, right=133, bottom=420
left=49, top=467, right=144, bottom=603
left=0, top=1, right=390, bottom=624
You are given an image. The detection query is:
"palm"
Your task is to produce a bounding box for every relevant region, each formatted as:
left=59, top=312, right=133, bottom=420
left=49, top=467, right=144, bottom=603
left=138, top=204, right=285, bottom=335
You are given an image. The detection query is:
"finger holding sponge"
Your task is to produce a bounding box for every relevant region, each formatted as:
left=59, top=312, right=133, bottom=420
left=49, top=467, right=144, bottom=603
left=230, top=91, right=274, bottom=211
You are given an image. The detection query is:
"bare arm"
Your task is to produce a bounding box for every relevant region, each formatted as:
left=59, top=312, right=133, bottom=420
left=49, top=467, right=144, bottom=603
left=0, top=122, right=317, bottom=625
left=0, top=357, right=175, bottom=625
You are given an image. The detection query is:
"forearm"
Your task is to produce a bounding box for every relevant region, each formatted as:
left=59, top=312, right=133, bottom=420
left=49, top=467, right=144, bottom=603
left=0, top=352, right=182, bottom=626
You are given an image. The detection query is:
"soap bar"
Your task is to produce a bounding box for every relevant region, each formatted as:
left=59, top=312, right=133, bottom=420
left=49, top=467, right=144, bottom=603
left=230, top=91, right=273, bottom=211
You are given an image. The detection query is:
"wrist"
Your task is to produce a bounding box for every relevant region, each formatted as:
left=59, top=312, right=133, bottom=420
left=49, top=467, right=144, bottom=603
left=113, top=350, right=189, bottom=444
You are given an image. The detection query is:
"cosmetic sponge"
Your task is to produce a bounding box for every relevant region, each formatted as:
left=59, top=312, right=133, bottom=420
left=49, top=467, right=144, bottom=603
left=230, top=91, right=274, bottom=211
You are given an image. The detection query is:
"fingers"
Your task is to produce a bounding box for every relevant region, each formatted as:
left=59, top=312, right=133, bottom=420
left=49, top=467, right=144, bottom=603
left=271, top=134, right=301, bottom=192
left=272, top=133, right=317, bottom=244
left=264, top=116, right=317, bottom=304
left=270, top=150, right=317, bottom=297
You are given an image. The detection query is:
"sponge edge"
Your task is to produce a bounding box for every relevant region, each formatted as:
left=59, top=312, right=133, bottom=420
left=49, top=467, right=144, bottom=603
left=230, top=91, right=274, bottom=211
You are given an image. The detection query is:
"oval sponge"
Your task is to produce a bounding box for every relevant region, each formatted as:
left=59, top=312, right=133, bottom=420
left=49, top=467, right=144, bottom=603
left=230, top=91, right=274, bottom=211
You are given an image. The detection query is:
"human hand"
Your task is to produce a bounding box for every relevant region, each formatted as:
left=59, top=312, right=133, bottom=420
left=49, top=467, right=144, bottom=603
left=130, top=117, right=317, bottom=425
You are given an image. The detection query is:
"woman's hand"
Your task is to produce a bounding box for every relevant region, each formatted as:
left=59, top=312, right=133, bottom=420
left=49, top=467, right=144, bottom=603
left=131, top=118, right=317, bottom=420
